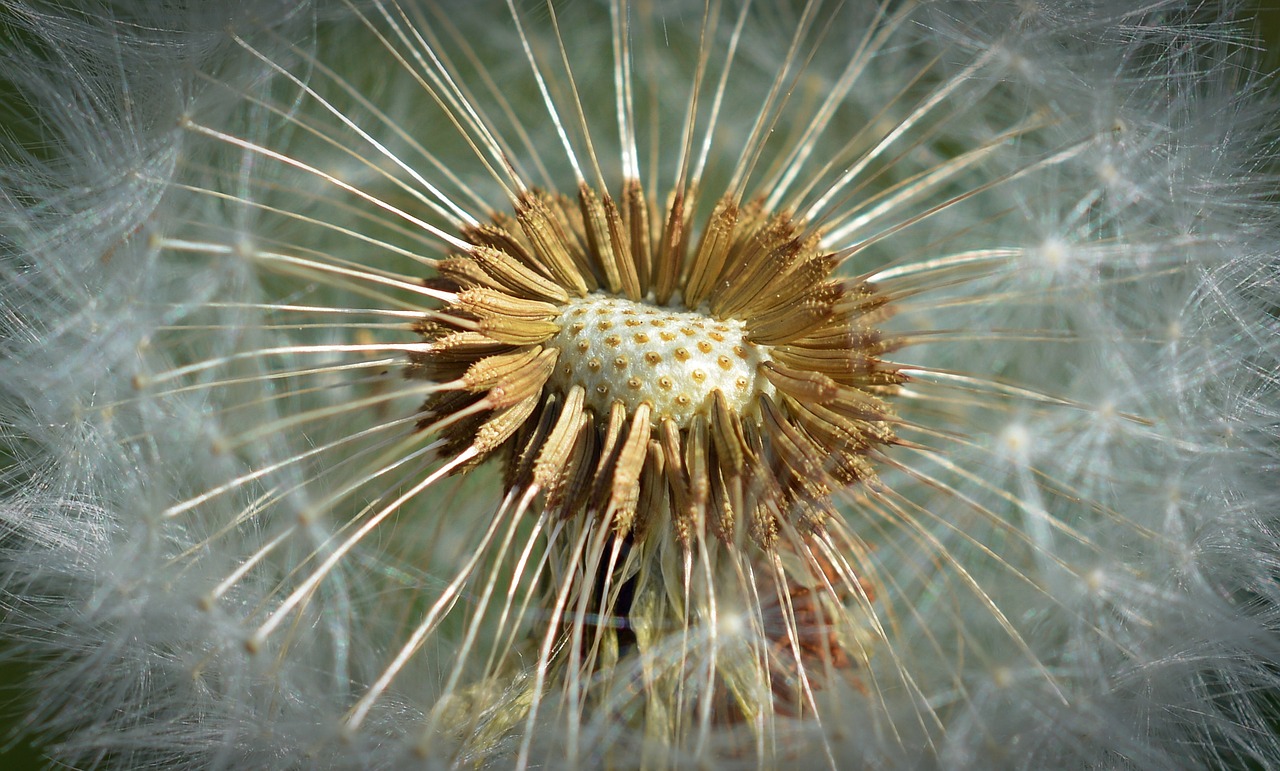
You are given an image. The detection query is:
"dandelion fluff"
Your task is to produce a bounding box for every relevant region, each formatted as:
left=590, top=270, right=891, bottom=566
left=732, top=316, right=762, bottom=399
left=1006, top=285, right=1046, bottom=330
left=2, top=0, right=1278, bottom=768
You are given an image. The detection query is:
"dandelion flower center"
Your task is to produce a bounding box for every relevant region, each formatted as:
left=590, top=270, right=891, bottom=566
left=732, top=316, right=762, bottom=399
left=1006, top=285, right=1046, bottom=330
left=549, top=294, right=773, bottom=424
left=410, top=183, right=900, bottom=548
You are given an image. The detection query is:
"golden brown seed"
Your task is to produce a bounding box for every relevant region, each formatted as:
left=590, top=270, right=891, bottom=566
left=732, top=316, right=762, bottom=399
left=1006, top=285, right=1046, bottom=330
left=421, top=186, right=895, bottom=608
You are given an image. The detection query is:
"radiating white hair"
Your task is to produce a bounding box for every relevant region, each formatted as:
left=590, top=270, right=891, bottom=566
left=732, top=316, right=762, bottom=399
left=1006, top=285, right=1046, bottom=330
left=1, top=1, right=1278, bottom=768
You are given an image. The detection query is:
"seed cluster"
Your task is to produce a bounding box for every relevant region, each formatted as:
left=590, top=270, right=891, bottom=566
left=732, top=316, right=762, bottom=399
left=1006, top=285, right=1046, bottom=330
left=408, top=180, right=901, bottom=546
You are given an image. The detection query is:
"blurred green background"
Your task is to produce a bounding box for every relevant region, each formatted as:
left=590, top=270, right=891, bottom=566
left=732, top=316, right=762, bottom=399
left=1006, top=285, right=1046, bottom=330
left=1, top=4, right=1278, bottom=769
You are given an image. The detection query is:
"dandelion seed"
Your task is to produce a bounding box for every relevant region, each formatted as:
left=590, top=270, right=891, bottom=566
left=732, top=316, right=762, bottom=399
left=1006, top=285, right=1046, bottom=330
left=2, top=1, right=1279, bottom=769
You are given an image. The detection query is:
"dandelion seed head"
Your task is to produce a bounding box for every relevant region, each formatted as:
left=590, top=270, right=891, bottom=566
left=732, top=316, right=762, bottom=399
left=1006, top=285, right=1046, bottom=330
left=1, top=0, right=1278, bottom=768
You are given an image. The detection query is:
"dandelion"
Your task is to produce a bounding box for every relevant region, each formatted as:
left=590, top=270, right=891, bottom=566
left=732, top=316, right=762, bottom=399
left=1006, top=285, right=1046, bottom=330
left=2, top=0, right=1279, bottom=768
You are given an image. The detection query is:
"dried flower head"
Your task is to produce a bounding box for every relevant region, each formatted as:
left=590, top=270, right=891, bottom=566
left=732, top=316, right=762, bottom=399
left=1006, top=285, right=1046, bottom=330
left=2, top=0, right=1279, bottom=769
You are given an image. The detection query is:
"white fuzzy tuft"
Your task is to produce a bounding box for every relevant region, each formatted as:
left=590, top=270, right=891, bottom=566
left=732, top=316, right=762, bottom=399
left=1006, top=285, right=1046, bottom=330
left=2, top=1, right=1279, bottom=768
